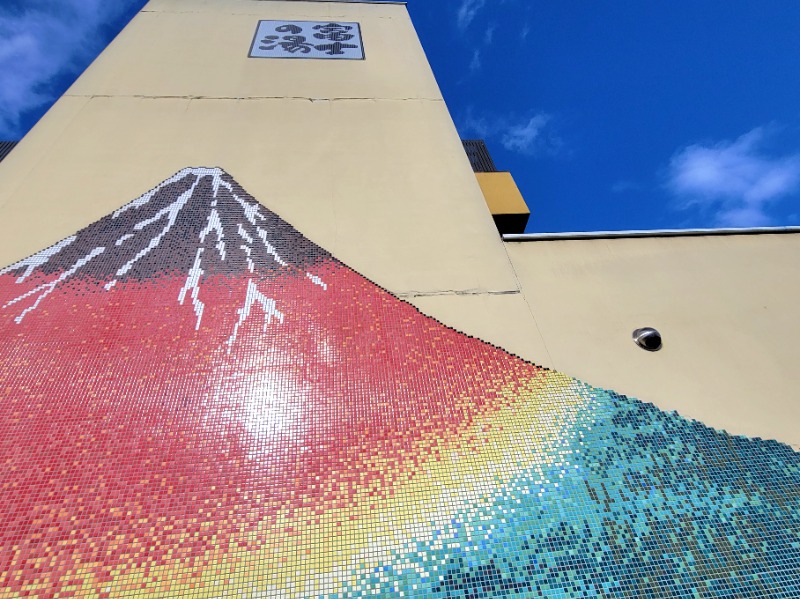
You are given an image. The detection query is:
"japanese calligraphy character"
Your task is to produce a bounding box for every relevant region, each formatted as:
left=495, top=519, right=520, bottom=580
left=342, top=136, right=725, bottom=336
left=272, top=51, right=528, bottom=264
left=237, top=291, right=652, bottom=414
left=313, top=41, right=358, bottom=56
left=312, top=22, right=356, bottom=43
left=276, top=24, right=303, bottom=35
left=311, top=22, right=358, bottom=56
left=259, top=33, right=314, bottom=54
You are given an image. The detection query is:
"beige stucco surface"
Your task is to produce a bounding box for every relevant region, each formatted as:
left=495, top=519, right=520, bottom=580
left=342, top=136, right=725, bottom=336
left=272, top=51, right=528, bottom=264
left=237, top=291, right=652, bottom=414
left=67, top=0, right=442, bottom=102
left=492, top=235, right=800, bottom=449
left=0, top=0, right=515, bottom=295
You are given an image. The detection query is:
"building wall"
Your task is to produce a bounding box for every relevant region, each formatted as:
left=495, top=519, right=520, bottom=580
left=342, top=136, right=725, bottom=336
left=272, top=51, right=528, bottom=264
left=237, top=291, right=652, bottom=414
left=0, top=0, right=516, bottom=297
left=414, top=233, right=800, bottom=450
left=0, top=0, right=798, bottom=451
left=2, top=1, right=800, bottom=596
left=503, top=234, right=800, bottom=449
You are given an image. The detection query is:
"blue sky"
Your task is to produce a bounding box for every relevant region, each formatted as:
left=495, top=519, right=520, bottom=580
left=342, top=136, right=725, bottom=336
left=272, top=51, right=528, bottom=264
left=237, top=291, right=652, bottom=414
left=2, top=1, right=800, bottom=233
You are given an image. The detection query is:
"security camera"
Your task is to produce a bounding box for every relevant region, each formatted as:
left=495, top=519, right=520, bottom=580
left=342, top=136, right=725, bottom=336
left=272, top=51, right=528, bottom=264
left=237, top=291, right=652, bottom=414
left=633, top=327, right=662, bottom=352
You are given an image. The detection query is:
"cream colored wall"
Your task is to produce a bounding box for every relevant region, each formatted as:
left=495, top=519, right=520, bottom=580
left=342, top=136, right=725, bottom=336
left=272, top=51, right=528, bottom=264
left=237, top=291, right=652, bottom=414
left=493, top=235, right=800, bottom=450
left=0, top=0, right=516, bottom=296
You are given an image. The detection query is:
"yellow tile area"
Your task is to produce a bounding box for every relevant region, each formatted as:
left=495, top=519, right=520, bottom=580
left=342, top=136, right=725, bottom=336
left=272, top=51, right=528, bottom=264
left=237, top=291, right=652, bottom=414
left=4, top=372, right=582, bottom=599
left=475, top=172, right=530, bottom=216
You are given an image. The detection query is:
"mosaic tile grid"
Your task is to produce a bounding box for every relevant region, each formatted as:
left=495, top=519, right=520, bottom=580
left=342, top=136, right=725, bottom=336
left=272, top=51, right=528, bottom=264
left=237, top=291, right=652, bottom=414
left=0, top=167, right=799, bottom=598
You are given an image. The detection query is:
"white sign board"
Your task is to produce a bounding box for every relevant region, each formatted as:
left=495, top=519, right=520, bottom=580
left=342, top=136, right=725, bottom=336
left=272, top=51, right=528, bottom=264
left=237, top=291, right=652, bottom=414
left=249, top=21, right=365, bottom=60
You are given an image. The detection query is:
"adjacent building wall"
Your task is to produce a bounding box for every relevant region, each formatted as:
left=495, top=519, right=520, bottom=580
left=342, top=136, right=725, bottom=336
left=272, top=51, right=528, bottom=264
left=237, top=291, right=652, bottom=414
left=502, top=234, right=799, bottom=449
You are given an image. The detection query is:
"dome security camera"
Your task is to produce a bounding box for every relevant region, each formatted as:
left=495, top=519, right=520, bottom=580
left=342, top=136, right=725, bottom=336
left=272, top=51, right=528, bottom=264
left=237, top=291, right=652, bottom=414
left=633, top=327, right=662, bottom=352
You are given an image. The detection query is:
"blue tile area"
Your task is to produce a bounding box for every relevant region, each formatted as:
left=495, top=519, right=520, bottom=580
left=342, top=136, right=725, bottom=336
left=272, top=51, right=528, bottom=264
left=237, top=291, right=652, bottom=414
left=339, top=386, right=800, bottom=597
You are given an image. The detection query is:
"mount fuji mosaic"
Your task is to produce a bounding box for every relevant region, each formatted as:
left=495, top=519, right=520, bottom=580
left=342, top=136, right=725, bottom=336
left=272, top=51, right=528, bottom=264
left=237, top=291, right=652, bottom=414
left=1, top=168, right=799, bottom=599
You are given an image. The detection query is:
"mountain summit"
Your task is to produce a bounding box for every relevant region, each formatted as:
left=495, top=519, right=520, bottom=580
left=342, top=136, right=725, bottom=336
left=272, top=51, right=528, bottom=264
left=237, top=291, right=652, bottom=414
left=1, top=168, right=329, bottom=339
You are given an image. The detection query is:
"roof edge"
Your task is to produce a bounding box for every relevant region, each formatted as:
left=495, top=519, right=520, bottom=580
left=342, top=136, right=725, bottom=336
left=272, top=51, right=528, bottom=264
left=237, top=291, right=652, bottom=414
left=503, top=226, right=800, bottom=242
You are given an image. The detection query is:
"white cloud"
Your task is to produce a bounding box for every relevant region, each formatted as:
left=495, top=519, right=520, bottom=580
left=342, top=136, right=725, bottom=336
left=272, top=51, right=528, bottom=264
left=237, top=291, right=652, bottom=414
left=456, top=0, right=486, bottom=31
left=484, top=23, right=497, bottom=45
left=461, top=109, right=561, bottom=157
left=667, top=127, right=800, bottom=227
left=461, top=111, right=490, bottom=140
left=501, top=114, right=552, bottom=154
left=0, top=0, right=136, bottom=138
left=469, top=50, right=482, bottom=73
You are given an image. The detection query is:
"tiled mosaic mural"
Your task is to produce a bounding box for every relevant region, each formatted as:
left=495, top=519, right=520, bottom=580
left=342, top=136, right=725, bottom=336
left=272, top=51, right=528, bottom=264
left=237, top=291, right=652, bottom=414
left=1, top=167, right=799, bottom=598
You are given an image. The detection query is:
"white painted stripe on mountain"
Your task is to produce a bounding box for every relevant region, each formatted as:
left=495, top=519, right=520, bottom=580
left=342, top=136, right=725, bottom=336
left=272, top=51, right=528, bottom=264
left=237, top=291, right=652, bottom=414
left=0, top=236, right=77, bottom=282
left=256, top=227, right=288, bottom=267
left=237, top=223, right=254, bottom=244
left=240, top=245, right=255, bottom=273
left=113, top=167, right=232, bottom=219
left=306, top=273, right=327, bottom=290
left=178, top=247, right=206, bottom=330
left=200, top=208, right=226, bottom=260
left=3, top=247, right=106, bottom=323
left=115, top=234, right=134, bottom=247
left=112, top=167, right=194, bottom=218
left=233, top=194, right=265, bottom=226
left=109, top=174, right=203, bottom=284
left=225, top=279, right=284, bottom=352
left=210, top=168, right=233, bottom=199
